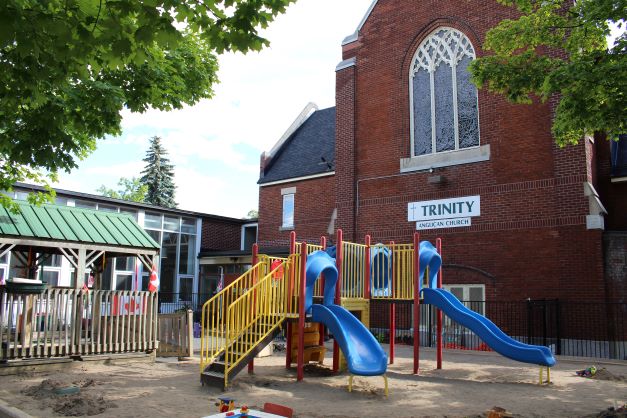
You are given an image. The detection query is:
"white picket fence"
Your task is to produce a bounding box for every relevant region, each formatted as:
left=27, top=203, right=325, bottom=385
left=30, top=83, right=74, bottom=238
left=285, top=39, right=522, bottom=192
left=0, top=289, right=158, bottom=360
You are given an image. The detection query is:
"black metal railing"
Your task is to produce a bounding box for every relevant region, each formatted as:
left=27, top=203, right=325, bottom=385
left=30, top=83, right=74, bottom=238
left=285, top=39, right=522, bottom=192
left=369, top=299, right=627, bottom=360
left=161, top=293, right=627, bottom=360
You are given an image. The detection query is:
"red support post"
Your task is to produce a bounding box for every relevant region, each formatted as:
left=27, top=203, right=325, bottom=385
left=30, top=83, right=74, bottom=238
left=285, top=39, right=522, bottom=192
left=364, top=235, right=371, bottom=300
left=297, top=242, right=307, bottom=381
left=333, top=229, right=343, bottom=372
left=248, top=243, right=259, bottom=374
left=286, top=232, right=296, bottom=369
left=389, top=240, right=395, bottom=364
left=436, top=238, right=443, bottom=370
left=413, top=232, right=420, bottom=374
left=318, top=236, right=327, bottom=346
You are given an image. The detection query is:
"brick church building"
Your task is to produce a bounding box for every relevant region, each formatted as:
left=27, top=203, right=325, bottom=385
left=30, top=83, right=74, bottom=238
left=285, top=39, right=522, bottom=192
left=257, top=0, right=627, bottom=304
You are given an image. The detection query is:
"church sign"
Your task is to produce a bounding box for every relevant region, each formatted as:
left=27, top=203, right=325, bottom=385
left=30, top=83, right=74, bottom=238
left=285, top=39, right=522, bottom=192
left=408, top=195, right=480, bottom=230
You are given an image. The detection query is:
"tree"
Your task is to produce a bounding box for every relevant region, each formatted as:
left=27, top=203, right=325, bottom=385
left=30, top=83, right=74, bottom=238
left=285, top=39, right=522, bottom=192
left=140, top=137, right=177, bottom=208
left=97, top=177, right=147, bottom=203
left=0, top=0, right=295, bottom=209
left=246, top=209, right=259, bottom=219
left=469, top=0, right=626, bottom=146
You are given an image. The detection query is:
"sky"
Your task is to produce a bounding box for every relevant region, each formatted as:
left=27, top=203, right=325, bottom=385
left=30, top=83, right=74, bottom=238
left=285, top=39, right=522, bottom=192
left=55, top=0, right=373, bottom=218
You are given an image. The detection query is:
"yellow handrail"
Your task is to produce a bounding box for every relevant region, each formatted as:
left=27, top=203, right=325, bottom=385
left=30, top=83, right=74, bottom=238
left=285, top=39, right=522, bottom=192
left=223, top=259, right=290, bottom=387
left=200, top=262, right=268, bottom=372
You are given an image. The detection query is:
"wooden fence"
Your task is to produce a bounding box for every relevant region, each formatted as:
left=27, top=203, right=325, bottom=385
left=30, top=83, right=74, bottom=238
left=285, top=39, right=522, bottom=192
left=0, top=288, right=158, bottom=360
left=157, top=310, right=194, bottom=358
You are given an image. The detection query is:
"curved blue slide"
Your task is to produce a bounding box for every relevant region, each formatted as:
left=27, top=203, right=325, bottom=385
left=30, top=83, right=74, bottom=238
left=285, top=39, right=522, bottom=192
left=305, top=250, right=387, bottom=376
left=418, top=241, right=556, bottom=367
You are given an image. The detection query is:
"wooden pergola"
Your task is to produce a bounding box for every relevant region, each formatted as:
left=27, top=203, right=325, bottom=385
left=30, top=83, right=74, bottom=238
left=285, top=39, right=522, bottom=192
left=0, top=202, right=161, bottom=362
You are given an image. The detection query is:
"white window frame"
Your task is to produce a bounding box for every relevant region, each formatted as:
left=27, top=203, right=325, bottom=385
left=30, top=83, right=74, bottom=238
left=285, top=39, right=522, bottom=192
left=408, top=27, right=481, bottom=158
left=281, top=187, right=296, bottom=230
left=443, top=284, right=485, bottom=315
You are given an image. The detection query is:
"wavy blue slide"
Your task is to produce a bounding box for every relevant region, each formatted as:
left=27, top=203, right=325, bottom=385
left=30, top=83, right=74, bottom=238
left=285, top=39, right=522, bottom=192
left=305, top=250, right=387, bottom=376
left=419, top=241, right=556, bottom=367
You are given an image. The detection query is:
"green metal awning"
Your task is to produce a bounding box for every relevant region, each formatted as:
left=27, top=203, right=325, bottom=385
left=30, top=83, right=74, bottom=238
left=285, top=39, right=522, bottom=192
left=0, top=201, right=159, bottom=251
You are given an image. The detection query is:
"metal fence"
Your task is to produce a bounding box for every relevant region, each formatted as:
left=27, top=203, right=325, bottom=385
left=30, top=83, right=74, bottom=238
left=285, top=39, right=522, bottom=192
left=369, top=299, right=627, bottom=360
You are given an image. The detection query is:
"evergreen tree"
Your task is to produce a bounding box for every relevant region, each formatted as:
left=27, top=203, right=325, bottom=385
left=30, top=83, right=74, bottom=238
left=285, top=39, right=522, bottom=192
left=140, top=137, right=177, bottom=208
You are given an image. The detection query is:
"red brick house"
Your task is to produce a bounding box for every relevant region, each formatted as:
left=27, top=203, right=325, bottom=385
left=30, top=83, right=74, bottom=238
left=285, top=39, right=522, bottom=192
left=258, top=0, right=626, bottom=304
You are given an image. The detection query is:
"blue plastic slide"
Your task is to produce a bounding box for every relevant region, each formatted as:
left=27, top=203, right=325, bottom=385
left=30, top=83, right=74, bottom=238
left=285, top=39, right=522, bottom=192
left=422, top=288, right=555, bottom=366
left=304, top=250, right=387, bottom=376
left=418, top=241, right=556, bottom=367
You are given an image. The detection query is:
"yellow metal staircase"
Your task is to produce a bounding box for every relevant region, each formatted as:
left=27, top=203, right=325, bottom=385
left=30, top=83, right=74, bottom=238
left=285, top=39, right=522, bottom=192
left=200, top=256, right=294, bottom=389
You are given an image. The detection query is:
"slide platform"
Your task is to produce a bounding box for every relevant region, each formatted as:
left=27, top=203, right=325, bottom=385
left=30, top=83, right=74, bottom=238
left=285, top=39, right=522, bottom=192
left=305, top=250, right=387, bottom=376
left=422, top=287, right=556, bottom=367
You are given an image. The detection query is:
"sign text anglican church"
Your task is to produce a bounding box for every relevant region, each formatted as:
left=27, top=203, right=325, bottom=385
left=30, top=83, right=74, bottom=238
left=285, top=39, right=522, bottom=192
left=408, top=195, right=480, bottom=230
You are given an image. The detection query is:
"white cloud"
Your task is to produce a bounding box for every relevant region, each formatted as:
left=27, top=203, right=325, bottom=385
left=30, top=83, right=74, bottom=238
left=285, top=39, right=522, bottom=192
left=63, top=0, right=372, bottom=216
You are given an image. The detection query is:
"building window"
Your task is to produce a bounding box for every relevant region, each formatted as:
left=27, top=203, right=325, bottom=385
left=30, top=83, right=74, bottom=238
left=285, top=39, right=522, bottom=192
left=611, top=134, right=627, bottom=178
left=443, top=284, right=485, bottom=315
left=0, top=253, right=8, bottom=285
left=282, top=193, right=294, bottom=229
left=410, top=28, right=479, bottom=157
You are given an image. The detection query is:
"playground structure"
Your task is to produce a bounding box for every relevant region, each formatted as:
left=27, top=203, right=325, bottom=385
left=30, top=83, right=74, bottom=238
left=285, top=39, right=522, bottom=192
left=200, top=230, right=556, bottom=391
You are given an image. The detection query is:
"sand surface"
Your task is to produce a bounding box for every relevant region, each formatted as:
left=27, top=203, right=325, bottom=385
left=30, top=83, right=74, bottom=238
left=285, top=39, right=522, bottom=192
left=0, top=344, right=625, bottom=418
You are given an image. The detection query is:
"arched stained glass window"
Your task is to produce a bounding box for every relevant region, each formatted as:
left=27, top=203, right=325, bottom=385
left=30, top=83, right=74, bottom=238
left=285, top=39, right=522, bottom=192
left=410, top=28, right=480, bottom=157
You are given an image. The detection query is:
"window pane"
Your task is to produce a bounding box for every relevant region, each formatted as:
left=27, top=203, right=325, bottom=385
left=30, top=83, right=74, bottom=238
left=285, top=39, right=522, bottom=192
left=0, top=253, right=7, bottom=264
left=282, top=194, right=294, bottom=228
left=163, top=216, right=179, bottom=232
left=42, top=270, right=60, bottom=286
left=469, top=286, right=484, bottom=301
left=179, top=277, right=193, bottom=301
left=98, top=204, right=118, bottom=212
left=0, top=267, right=5, bottom=285
left=75, top=200, right=97, bottom=209
left=144, top=212, right=162, bottom=229
left=115, top=274, right=133, bottom=291
left=178, top=234, right=196, bottom=275
left=449, top=287, right=464, bottom=301
left=434, top=63, right=455, bottom=152
left=116, top=257, right=135, bottom=272
left=54, top=197, right=68, bottom=206
left=160, top=232, right=179, bottom=296
left=456, top=55, right=480, bottom=149
left=120, top=208, right=137, bottom=220
left=145, top=229, right=161, bottom=247
left=181, top=218, right=196, bottom=234
left=243, top=226, right=257, bottom=252
left=42, top=254, right=62, bottom=267
left=413, top=68, right=432, bottom=156
left=611, top=134, right=627, bottom=177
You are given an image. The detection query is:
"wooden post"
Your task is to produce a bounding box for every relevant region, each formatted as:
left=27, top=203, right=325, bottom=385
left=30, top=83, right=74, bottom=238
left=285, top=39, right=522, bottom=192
left=413, top=233, right=420, bottom=374
left=297, top=242, right=307, bottom=381
left=187, top=310, right=194, bottom=358
left=318, top=236, right=326, bottom=347
left=248, top=244, right=258, bottom=374
left=436, top=238, right=443, bottom=370
left=333, top=229, right=343, bottom=372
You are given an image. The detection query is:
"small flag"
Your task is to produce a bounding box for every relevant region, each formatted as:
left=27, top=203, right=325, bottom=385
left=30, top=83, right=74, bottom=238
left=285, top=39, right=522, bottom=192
left=148, top=264, right=159, bottom=293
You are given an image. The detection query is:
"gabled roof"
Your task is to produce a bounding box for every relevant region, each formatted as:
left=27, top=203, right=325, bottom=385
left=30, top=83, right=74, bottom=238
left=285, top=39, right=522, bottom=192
left=258, top=107, right=336, bottom=185
left=0, top=201, right=159, bottom=250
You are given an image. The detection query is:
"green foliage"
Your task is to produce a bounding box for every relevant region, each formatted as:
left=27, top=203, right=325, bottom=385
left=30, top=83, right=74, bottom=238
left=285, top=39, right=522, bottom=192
left=0, top=0, right=295, bottom=207
left=97, top=177, right=147, bottom=203
left=246, top=209, right=259, bottom=219
left=470, top=0, right=626, bottom=146
left=140, top=136, right=177, bottom=208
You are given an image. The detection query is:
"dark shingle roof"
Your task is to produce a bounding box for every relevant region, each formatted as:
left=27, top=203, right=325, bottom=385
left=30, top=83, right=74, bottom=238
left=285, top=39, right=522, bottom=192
left=259, top=107, right=335, bottom=184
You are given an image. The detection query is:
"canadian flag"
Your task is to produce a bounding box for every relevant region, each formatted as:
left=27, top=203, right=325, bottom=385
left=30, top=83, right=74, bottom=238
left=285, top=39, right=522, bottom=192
left=148, top=264, right=159, bottom=293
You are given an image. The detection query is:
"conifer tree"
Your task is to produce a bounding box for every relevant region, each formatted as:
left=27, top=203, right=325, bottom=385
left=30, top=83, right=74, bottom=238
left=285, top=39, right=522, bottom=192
left=140, top=137, right=177, bottom=208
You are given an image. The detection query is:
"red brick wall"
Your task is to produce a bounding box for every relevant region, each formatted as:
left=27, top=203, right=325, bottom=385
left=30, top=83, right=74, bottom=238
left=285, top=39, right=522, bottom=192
left=257, top=175, right=336, bottom=248
left=201, top=218, right=242, bottom=251
left=336, top=0, right=605, bottom=301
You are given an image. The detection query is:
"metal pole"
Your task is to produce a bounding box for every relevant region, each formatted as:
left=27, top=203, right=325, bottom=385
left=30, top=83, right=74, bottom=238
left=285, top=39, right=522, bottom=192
left=413, top=232, right=420, bottom=374
left=333, top=229, right=343, bottom=372
left=364, top=235, right=371, bottom=300
left=286, top=232, right=296, bottom=369
left=248, top=244, right=258, bottom=374
left=297, top=242, right=307, bottom=381
left=436, top=238, right=443, bottom=370
left=389, top=240, right=395, bottom=364
left=319, top=236, right=326, bottom=346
